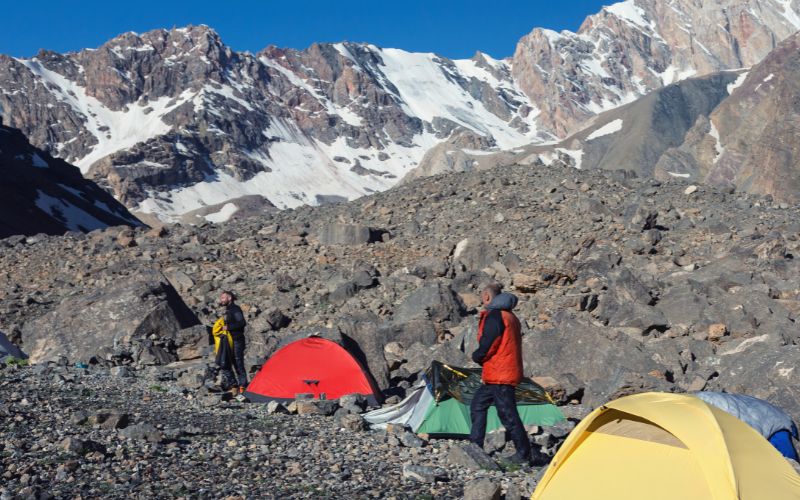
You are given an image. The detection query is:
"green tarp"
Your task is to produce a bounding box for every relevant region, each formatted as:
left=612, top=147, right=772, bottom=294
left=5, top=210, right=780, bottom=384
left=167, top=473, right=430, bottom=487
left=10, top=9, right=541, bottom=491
left=413, top=361, right=565, bottom=435
left=416, top=395, right=565, bottom=435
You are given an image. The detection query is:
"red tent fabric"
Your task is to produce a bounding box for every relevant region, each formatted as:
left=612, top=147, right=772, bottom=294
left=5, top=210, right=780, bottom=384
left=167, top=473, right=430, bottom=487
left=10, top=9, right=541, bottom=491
left=245, top=337, right=382, bottom=404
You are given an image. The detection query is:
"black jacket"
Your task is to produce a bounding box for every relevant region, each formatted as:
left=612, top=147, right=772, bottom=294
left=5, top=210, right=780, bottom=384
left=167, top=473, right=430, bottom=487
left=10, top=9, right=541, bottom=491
left=224, top=303, right=247, bottom=337
left=471, top=309, right=505, bottom=365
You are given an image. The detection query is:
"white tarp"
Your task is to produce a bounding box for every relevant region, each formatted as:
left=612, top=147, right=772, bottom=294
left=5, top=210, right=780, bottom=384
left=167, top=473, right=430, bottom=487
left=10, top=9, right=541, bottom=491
left=364, top=382, right=431, bottom=430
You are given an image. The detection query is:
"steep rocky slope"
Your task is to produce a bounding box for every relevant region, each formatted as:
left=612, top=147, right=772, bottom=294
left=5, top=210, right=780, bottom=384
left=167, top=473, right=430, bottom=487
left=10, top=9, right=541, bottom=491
left=656, top=30, right=800, bottom=202
left=512, top=0, right=800, bottom=137
left=408, top=71, right=742, bottom=180
left=2, top=162, right=798, bottom=420
left=418, top=29, right=800, bottom=204
left=0, top=124, right=141, bottom=237
left=2, top=0, right=800, bottom=220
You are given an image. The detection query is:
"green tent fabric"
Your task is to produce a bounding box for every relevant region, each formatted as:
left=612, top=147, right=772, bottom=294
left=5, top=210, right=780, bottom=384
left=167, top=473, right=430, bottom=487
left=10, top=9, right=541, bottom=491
left=416, top=396, right=565, bottom=435
left=363, top=361, right=565, bottom=435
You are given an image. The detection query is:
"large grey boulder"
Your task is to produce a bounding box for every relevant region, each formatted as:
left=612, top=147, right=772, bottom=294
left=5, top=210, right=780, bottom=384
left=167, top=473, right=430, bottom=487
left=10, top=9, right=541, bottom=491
left=453, top=238, right=499, bottom=272
left=21, top=270, right=198, bottom=364
left=338, top=314, right=391, bottom=390
left=523, top=313, right=668, bottom=407
left=393, top=283, right=466, bottom=326
left=704, top=344, right=800, bottom=421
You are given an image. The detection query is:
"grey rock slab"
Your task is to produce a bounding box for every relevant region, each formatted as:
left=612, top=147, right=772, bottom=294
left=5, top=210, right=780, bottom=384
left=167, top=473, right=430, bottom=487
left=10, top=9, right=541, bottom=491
left=401, top=463, right=447, bottom=483
left=463, top=478, right=502, bottom=500
left=447, top=443, right=500, bottom=471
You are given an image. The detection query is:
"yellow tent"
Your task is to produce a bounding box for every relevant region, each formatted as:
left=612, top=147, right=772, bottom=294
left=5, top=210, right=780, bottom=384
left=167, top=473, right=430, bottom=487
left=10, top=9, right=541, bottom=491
left=532, top=392, right=800, bottom=500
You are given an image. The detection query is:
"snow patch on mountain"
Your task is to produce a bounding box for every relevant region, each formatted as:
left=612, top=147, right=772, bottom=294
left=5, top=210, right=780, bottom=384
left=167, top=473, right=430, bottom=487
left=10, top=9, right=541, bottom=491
left=18, top=58, right=190, bottom=173
left=34, top=191, right=108, bottom=232
left=606, top=1, right=656, bottom=33
left=204, top=203, right=239, bottom=223
left=777, top=0, right=800, bottom=29
left=556, top=148, right=584, bottom=170
left=727, top=71, right=750, bottom=94
left=373, top=47, right=537, bottom=149
left=587, top=119, right=624, bottom=141
left=708, top=119, right=725, bottom=163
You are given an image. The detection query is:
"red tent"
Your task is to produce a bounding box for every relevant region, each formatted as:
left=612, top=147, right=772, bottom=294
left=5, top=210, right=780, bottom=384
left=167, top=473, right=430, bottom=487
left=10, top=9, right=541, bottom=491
left=245, top=336, right=383, bottom=404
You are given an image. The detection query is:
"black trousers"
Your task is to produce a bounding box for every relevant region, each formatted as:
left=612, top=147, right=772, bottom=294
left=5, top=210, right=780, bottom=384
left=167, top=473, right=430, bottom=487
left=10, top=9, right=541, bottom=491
left=469, top=383, right=531, bottom=459
left=222, top=333, right=248, bottom=388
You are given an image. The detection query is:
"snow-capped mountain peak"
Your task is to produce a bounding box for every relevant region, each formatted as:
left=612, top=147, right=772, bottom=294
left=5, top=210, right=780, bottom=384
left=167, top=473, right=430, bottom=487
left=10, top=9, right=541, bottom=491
left=1, top=1, right=800, bottom=221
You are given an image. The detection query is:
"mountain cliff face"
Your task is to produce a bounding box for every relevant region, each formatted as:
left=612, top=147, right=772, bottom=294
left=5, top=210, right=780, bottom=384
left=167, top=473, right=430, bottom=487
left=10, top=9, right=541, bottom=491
left=0, top=124, right=142, bottom=237
left=473, top=30, right=800, bottom=204
left=654, top=31, right=800, bottom=202
left=1, top=0, right=799, bottom=220
left=0, top=28, right=539, bottom=221
left=512, top=0, right=800, bottom=138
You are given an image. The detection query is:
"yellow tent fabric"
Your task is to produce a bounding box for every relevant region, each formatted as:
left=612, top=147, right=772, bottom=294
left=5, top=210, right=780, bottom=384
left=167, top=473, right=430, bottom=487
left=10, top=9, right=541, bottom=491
left=531, top=392, right=800, bottom=500
left=211, top=317, right=232, bottom=353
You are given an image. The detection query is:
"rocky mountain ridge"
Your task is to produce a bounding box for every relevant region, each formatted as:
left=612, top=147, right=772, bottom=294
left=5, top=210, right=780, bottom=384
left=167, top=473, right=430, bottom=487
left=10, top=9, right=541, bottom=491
left=421, top=29, right=800, bottom=204
left=2, top=0, right=800, bottom=220
left=0, top=124, right=141, bottom=237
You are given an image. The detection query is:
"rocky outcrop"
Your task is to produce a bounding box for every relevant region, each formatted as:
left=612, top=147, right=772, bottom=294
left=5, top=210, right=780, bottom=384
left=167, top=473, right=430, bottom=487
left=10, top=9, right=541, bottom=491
left=0, top=125, right=142, bottom=237
left=511, top=0, right=800, bottom=137
left=21, top=270, right=198, bottom=364
left=656, top=31, right=800, bottom=203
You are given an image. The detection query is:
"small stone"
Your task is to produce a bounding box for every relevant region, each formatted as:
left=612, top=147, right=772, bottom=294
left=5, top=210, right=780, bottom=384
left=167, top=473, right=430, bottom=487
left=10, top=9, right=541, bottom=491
left=707, top=323, right=728, bottom=341
left=100, top=412, right=130, bottom=430
left=687, top=376, right=707, bottom=392
left=110, top=366, right=133, bottom=378
left=59, top=437, right=87, bottom=454
left=684, top=185, right=698, bottom=195
left=295, top=399, right=339, bottom=416
left=120, top=423, right=163, bottom=443
left=463, top=478, right=501, bottom=500
left=447, top=443, right=500, bottom=471
left=484, top=430, right=506, bottom=454
left=399, top=431, right=424, bottom=448
left=266, top=401, right=289, bottom=414
left=336, top=413, right=367, bottom=432
left=401, top=464, right=445, bottom=483
left=70, top=411, right=88, bottom=425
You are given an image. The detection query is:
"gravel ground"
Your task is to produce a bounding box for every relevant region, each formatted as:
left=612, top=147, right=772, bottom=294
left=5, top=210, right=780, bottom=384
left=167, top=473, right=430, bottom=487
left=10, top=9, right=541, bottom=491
left=0, top=363, right=544, bottom=499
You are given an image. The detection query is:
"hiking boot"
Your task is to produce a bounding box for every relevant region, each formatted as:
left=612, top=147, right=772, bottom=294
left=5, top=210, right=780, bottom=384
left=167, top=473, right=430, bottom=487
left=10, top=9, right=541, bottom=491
left=229, top=386, right=240, bottom=396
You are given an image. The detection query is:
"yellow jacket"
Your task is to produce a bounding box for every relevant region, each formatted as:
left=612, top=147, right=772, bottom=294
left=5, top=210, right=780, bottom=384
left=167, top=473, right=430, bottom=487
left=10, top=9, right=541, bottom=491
left=212, top=317, right=233, bottom=354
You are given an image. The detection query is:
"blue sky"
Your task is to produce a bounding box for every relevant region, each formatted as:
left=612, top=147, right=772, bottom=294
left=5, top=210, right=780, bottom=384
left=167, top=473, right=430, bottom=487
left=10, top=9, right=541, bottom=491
left=3, top=1, right=612, bottom=59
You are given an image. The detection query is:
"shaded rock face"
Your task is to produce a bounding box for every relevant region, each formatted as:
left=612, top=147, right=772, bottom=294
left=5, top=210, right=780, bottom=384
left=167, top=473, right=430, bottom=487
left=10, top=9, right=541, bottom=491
left=21, top=270, right=198, bottom=364
left=511, top=0, right=800, bottom=138
left=0, top=125, right=142, bottom=237
left=656, top=31, right=800, bottom=203
left=421, top=73, right=740, bottom=182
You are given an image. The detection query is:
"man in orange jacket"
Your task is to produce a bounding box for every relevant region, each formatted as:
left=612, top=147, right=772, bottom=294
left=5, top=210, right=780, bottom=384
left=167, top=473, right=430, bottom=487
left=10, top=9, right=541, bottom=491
left=469, top=282, right=531, bottom=464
